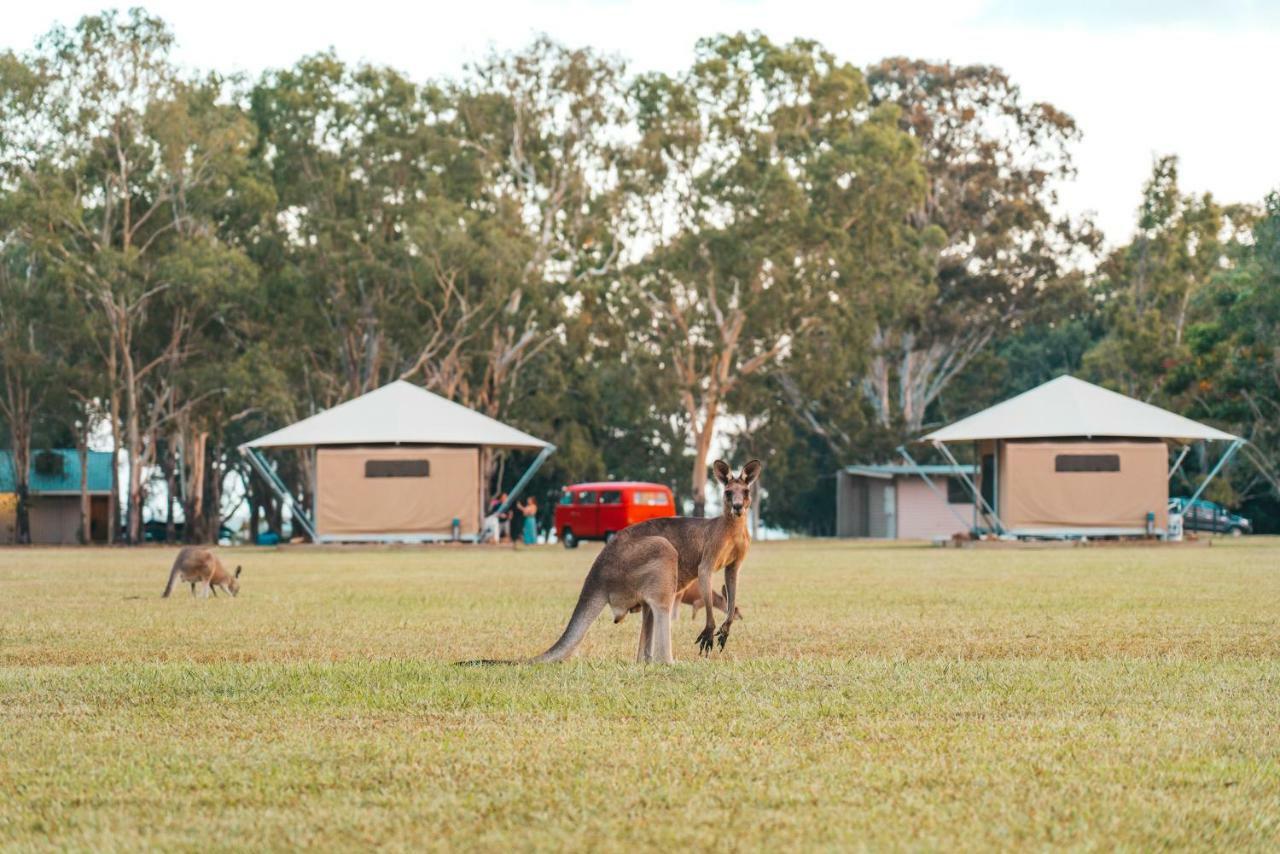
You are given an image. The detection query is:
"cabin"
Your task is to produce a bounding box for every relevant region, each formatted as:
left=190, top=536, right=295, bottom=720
left=0, top=449, right=113, bottom=544
left=835, top=464, right=975, bottom=539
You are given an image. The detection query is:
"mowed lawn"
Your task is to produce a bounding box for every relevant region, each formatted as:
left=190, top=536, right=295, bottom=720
left=2, top=539, right=1278, bottom=851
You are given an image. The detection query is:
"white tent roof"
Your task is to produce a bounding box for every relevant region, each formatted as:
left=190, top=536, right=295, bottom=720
left=244, top=380, right=551, bottom=450
left=922, top=375, right=1239, bottom=444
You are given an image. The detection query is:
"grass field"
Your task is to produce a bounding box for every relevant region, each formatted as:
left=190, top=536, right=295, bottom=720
left=2, top=538, right=1278, bottom=851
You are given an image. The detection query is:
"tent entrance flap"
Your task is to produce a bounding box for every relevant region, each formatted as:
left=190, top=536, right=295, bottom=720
left=241, top=447, right=317, bottom=541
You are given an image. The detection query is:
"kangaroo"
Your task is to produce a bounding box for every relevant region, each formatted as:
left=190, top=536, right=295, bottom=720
left=679, top=584, right=741, bottom=620
left=161, top=547, right=242, bottom=598
left=526, top=459, right=760, bottom=664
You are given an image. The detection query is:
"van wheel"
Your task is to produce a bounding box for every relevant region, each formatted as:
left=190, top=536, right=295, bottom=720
left=562, top=530, right=578, bottom=549
left=604, top=531, right=617, bottom=544
left=1230, top=526, right=1243, bottom=537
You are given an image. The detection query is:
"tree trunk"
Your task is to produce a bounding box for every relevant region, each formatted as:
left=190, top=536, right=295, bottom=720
left=162, top=440, right=177, bottom=543
left=2, top=378, right=34, bottom=545
left=107, top=355, right=120, bottom=545
left=125, top=376, right=144, bottom=545
left=689, top=398, right=719, bottom=518
left=78, top=429, right=90, bottom=545
left=249, top=490, right=260, bottom=545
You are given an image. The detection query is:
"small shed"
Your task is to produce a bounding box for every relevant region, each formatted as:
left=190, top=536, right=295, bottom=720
left=836, top=464, right=975, bottom=539
left=917, top=376, right=1242, bottom=539
left=241, top=381, right=553, bottom=543
left=0, top=449, right=113, bottom=544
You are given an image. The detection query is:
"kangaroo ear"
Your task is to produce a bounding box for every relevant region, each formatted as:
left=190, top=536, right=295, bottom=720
left=235, top=566, right=242, bottom=578
left=740, top=460, right=762, bottom=485
left=712, top=460, right=732, bottom=485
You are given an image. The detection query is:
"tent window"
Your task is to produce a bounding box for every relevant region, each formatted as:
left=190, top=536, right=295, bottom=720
left=946, top=477, right=968, bottom=504
left=365, top=459, right=430, bottom=478
left=1055, top=454, right=1120, bottom=473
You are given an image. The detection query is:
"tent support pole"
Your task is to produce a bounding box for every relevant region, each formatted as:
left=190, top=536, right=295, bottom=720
left=934, top=440, right=1008, bottom=535
left=494, top=445, right=556, bottom=515
left=240, top=447, right=318, bottom=542
left=1184, top=439, right=1244, bottom=508
left=896, top=445, right=976, bottom=533
left=1169, top=444, right=1191, bottom=482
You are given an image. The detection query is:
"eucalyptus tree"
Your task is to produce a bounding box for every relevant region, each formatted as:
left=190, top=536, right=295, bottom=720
left=623, top=34, right=923, bottom=513
left=863, top=58, right=1097, bottom=431
left=1084, top=156, right=1254, bottom=402
left=0, top=10, right=261, bottom=542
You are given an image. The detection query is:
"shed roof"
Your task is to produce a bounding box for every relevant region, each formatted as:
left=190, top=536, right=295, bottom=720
left=921, top=376, right=1239, bottom=444
left=243, top=380, right=551, bottom=451
left=843, top=464, right=975, bottom=479
left=0, top=449, right=113, bottom=495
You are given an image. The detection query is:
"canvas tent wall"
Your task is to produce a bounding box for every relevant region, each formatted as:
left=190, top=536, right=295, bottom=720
left=241, top=381, right=552, bottom=543
left=994, top=440, right=1168, bottom=534
left=918, top=376, right=1242, bottom=539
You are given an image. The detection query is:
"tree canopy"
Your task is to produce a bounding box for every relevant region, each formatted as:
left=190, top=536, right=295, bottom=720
left=0, top=10, right=1275, bottom=541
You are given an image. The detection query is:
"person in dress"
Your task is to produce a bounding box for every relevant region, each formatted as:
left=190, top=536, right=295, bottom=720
left=521, top=496, right=539, bottom=545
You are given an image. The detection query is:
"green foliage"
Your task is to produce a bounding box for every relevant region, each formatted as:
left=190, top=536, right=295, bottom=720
left=1, top=12, right=1276, bottom=537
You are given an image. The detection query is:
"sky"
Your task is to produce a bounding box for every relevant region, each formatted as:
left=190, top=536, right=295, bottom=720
left=6, top=0, right=1280, bottom=246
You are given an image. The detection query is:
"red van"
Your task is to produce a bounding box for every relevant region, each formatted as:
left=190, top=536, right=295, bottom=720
left=555, top=482, right=676, bottom=548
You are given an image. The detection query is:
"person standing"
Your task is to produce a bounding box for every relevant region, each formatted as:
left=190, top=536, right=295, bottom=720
left=488, top=492, right=511, bottom=543
left=521, top=496, right=539, bottom=545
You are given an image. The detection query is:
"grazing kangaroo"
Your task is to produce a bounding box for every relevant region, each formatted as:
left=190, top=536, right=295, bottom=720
left=528, top=459, right=760, bottom=664
left=161, top=547, right=242, bottom=598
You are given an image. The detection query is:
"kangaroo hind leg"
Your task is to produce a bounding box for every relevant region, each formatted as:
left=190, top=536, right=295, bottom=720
left=650, top=601, right=674, bottom=665
left=636, top=604, right=655, bottom=663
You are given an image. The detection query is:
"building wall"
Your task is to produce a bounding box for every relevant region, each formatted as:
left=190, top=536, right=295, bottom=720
left=1, top=494, right=109, bottom=545
left=835, top=474, right=895, bottom=538
left=895, top=477, right=973, bottom=540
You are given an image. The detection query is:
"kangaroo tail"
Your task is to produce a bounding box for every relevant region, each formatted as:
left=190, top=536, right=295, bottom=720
left=529, top=585, right=608, bottom=663
left=161, top=565, right=180, bottom=598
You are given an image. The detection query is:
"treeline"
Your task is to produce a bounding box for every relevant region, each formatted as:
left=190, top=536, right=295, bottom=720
left=1, top=9, right=1277, bottom=543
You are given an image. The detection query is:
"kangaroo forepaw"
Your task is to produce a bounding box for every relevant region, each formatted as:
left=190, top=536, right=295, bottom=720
left=716, top=621, right=731, bottom=651
left=696, top=626, right=715, bottom=656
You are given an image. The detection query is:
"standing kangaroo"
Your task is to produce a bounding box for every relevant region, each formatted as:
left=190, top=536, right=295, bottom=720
left=161, top=547, right=242, bottom=598
left=528, top=459, right=760, bottom=664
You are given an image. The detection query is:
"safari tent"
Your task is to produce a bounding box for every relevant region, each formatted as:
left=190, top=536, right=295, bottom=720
left=241, top=381, right=553, bottom=543
left=914, top=376, right=1242, bottom=539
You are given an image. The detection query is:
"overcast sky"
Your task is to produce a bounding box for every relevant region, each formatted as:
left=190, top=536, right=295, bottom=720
left=7, top=0, right=1280, bottom=246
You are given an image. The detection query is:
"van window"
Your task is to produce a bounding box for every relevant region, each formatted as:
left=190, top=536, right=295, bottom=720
left=558, top=492, right=574, bottom=505
left=598, top=490, right=623, bottom=504
left=1055, top=454, right=1120, bottom=473
left=633, top=491, right=669, bottom=505
left=575, top=491, right=594, bottom=504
